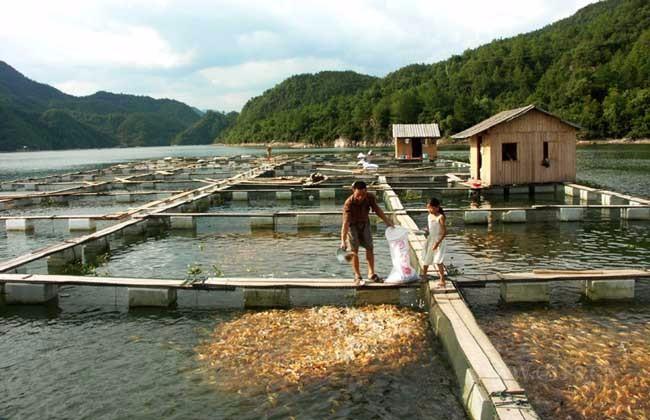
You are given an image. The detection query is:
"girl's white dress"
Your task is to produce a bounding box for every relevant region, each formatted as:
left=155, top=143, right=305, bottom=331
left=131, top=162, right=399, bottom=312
left=423, top=213, right=446, bottom=265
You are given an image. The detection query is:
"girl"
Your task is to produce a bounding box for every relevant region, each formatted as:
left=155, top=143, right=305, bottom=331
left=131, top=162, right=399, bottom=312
left=422, top=197, right=447, bottom=287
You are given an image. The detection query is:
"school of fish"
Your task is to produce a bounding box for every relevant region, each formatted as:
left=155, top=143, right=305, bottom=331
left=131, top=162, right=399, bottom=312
left=195, top=305, right=429, bottom=394
left=478, top=307, right=650, bottom=419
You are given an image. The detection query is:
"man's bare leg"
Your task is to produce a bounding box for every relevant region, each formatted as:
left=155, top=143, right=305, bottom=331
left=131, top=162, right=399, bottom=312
left=350, top=251, right=362, bottom=281
left=366, top=249, right=375, bottom=278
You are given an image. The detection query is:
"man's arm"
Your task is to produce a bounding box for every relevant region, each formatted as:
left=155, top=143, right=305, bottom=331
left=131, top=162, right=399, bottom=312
left=370, top=194, right=394, bottom=227
left=341, top=199, right=351, bottom=248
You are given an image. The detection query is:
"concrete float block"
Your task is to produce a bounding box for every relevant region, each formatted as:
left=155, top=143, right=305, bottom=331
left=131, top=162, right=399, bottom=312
left=289, top=288, right=355, bottom=307
left=275, top=191, right=292, bottom=201
left=465, top=378, right=492, bottom=420
left=194, top=198, right=211, bottom=212
left=601, top=193, right=627, bottom=206
left=564, top=185, right=576, bottom=197
left=355, top=288, right=400, bottom=305
left=128, top=288, right=177, bottom=308
left=170, top=216, right=196, bottom=230
left=388, top=197, right=403, bottom=211
left=558, top=207, right=584, bottom=222
left=177, top=289, right=245, bottom=309
left=23, top=183, right=37, bottom=191
left=116, top=194, right=132, bottom=203
left=621, top=203, right=650, bottom=220
left=319, top=189, right=336, bottom=200
left=244, top=288, right=289, bottom=308
left=47, top=247, right=81, bottom=274
left=6, top=218, right=34, bottom=232
left=464, top=211, right=489, bottom=225
left=122, top=223, right=147, bottom=240
left=500, top=282, right=550, bottom=303
left=5, top=283, right=59, bottom=304
left=141, top=182, right=155, bottom=190
left=507, top=185, right=530, bottom=195
left=250, top=216, right=275, bottom=230
left=399, top=287, right=420, bottom=307
left=296, top=214, right=320, bottom=228
left=68, top=218, right=97, bottom=231
left=580, top=189, right=599, bottom=202
left=534, top=184, right=556, bottom=194
left=232, top=191, right=248, bottom=201
left=584, top=280, right=635, bottom=301
left=82, top=239, right=110, bottom=264
left=502, top=210, right=527, bottom=223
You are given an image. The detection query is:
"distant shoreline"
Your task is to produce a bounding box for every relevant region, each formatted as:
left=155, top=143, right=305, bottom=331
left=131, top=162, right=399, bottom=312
left=217, top=138, right=650, bottom=148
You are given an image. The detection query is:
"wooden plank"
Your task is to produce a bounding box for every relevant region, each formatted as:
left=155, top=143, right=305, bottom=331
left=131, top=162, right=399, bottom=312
left=203, top=277, right=420, bottom=289
left=0, top=273, right=186, bottom=288
left=455, top=269, right=650, bottom=286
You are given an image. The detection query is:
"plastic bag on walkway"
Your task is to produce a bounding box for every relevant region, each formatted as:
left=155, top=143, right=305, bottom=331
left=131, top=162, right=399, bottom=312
left=384, top=226, right=419, bottom=283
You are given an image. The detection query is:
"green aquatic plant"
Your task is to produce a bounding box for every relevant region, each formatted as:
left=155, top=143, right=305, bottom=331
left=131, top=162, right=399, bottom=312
left=445, top=260, right=463, bottom=277
left=62, top=261, right=98, bottom=276
left=212, top=264, right=224, bottom=277
left=402, top=190, right=421, bottom=201
left=187, top=263, right=203, bottom=276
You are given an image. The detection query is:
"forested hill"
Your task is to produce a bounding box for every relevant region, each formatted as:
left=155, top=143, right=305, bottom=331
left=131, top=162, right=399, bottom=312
left=223, top=71, right=378, bottom=143
left=221, top=0, right=650, bottom=144
left=172, top=110, right=238, bottom=145
left=0, top=62, right=203, bottom=151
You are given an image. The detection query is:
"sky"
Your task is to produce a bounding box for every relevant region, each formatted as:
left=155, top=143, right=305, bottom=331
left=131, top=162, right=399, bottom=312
left=0, top=0, right=597, bottom=112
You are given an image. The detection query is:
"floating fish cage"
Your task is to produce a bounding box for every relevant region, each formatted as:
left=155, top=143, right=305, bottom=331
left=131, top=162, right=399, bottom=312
left=1, top=151, right=649, bottom=419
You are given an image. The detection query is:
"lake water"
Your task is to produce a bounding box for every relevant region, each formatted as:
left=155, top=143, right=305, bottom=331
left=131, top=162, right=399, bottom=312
left=1, top=144, right=649, bottom=419
left=3, top=144, right=648, bottom=197
left=0, top=305, right=466, bottom=419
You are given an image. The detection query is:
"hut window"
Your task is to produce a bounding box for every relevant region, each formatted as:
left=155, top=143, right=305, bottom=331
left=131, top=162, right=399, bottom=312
left=502, top=143, right=517, bottom=161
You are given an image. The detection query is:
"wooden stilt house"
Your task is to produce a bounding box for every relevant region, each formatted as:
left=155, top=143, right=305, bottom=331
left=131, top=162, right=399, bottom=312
left=392, top=124, right=440, bottom=161
left=452, top=105, right=580, bottom=186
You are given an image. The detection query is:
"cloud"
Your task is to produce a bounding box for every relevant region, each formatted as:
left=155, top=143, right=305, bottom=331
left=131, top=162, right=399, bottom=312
left=53, top=80, right=102, bottom=97
left=199, top=57, right=363, bottom=90
left=0, top=0, right=598, bottom=111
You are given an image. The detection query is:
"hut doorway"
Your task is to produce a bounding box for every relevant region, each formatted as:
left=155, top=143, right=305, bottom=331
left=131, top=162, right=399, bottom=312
left=412, top=139, right=422, bottom=158
left=477, top=136, right=483, bottom=180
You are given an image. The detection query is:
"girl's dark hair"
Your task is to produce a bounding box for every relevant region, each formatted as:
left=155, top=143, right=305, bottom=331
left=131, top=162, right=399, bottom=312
left=428, top=197, right=445, bottom=215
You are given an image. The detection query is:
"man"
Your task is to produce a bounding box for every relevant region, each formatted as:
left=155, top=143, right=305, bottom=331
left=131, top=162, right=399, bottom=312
left=340, top=180, right=394, bottom=285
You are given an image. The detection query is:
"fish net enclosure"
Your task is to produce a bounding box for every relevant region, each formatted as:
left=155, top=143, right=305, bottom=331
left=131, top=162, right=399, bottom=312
left=196, top=306, right=430, bottom=394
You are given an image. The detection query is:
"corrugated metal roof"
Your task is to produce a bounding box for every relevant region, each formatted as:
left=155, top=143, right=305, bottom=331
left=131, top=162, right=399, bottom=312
left=451, top=104, right=581, bottom=139
left=392, top=123, right=441, bottom=138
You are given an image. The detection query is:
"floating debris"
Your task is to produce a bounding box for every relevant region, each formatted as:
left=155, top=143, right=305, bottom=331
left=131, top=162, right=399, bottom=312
left=196, top=306, right=428, bottom=393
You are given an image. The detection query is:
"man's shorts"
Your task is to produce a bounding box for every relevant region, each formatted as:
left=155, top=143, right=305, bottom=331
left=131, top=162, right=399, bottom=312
left=347, top=222, right=373, bottom=251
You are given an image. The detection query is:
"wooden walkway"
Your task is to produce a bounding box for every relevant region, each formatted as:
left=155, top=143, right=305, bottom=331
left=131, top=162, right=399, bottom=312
left=0, top=273, right=420, bottom=290
left=456, top=269, right=650, bottom=287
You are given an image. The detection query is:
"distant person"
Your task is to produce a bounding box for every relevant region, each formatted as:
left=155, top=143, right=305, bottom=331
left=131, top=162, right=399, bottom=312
left=266, top=145, right=273, bottom=160
left=421, top=197, right=447, bottom=287
left=340, top=181, right=394, bottom=285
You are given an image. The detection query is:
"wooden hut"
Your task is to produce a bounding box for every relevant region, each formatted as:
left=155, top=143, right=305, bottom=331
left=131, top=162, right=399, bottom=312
left=392, top=124, right=440, bottom=161
left=451, top=105, right=580, bottom=187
